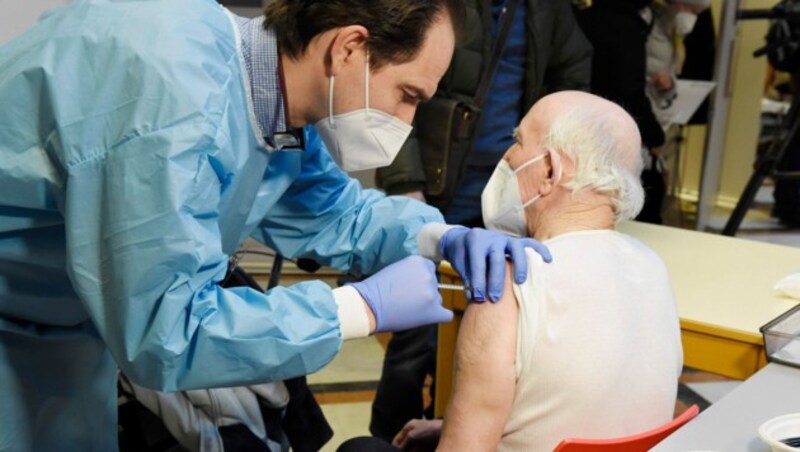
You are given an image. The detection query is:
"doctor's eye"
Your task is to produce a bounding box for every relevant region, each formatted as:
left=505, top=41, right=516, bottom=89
left=402, top=91, right=420, bottom=106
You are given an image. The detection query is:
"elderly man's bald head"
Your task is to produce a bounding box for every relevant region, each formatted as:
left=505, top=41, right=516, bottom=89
left=516, top=91, right=645, bottom=221
left=521, top=91, right=642, bottom=172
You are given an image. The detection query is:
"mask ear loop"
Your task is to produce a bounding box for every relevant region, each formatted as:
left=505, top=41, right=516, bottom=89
left=514, top=150, right=557, bottom=209
left=513, top=152, right=548, bottom=174
left=328, top=75, right=336, bottom=128
left=365, top=51, right=371, bottom=120
left=520, top=193, right=542, bottom=209
left=329, top=48, right=370, bottom=127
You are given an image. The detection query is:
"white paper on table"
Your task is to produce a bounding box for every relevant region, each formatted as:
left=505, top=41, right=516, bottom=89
left=654, top=79, right=716, bottom=126
left=775, top=272, right=800, bottom=300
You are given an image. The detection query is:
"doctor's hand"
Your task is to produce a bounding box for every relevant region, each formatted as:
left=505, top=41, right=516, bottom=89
left=392, top=418, right=443, bottom=451
left=350, top=256, right=453, bottom=333
left=440, top=227, right=551, bottom=302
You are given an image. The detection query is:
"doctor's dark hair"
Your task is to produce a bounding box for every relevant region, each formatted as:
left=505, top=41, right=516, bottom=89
left=263, top=0, right=464, bottom=69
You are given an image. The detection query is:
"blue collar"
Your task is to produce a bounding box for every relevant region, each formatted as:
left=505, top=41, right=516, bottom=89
left=233, top=15, right=301, bottom=149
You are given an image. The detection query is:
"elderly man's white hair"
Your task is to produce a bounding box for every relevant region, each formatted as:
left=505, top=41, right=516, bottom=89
left=541, top=97, right=645, bottom=222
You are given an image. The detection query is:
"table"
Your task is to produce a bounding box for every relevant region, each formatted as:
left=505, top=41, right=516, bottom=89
left=653, top=363, right=800, bottom=451
left=616, top=221, right=799, bottom=380
left=435, top=222, right=800, bottom=416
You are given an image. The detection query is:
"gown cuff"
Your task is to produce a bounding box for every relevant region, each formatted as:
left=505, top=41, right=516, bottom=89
left=417, top=223, right=460, bottom=261
left=332, top=286, right=371, bottom=340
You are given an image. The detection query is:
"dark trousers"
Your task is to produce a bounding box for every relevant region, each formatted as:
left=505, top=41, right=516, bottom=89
left=370, top=325, right=438, bottom=441
left=636, top=164, right=666, bottom=225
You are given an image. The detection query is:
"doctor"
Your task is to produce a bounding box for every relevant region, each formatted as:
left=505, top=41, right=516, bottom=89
left=0, top=0, right=549, bottom=449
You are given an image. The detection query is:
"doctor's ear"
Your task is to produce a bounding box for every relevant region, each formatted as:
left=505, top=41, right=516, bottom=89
left=327, top=25, right=370, bottom=77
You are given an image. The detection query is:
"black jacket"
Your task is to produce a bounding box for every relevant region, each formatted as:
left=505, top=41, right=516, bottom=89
left=575, top=0, right=666, bottom=149
left=376, top=0, right=593, bottom=195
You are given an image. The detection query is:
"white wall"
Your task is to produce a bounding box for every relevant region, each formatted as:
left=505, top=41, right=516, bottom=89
left=0, top=0, right=70, bottom=46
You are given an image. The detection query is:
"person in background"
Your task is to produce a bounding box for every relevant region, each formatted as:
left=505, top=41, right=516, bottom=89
left=370, top=0, right=592, bottom=440
left=341, top=90, right=683, bottom=452
left=640, top=0, right=712, bottom=224
left=644, top=0, right=712, bottom=123
left=575, top=0, right=667, bottom=224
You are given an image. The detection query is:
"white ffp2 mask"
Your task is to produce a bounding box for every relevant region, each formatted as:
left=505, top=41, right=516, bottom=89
left=674, top=12, right=697, bottom=36
left=481, top=150, right=562, bottom=237
left=314, top=57, right=413, bottom=172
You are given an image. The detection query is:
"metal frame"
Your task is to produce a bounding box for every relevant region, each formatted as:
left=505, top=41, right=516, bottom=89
left=696, top=0, right=742, bottom=231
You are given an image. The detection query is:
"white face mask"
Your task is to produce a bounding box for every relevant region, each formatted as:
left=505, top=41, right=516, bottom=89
left=674, top=11, right=697, bottom=36
left=314, top=56, right=413, bottom=172
left=481, top=150, right=562, bottom=237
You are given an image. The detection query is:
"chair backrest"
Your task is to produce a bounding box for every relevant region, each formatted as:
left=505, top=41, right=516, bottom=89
left=553, top=405, right=700, bottom=452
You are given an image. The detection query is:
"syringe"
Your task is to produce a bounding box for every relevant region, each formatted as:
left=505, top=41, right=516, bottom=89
left=437, top=283, right=466, bottom=292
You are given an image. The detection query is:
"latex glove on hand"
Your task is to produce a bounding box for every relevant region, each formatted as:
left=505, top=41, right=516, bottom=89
left=440, top=226, right=552, bottom=302
left=393, top=418, right=443, bottom=451
left=350, top=255, right=453, bottom=333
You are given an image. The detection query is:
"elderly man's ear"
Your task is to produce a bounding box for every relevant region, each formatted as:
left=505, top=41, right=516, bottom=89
left=539, top=177, right=556, bottom=197
left=539, top=150, right=567, bottom=196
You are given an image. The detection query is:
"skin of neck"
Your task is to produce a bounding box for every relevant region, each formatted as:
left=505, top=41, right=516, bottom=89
left=525, top=189, right=616, bottom=242
left=279, top=40, right=331, bottom=128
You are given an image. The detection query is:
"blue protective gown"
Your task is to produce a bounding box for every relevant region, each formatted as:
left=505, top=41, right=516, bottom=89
left=0, top=1, right=443, bottom=450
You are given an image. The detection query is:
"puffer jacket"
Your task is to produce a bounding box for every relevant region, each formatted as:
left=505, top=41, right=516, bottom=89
left=376, top=0, right=592, bottom=195
left=575, top=0, right=666, bottom=148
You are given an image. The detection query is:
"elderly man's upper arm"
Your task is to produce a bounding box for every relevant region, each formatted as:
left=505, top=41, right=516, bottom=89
left=438, top=263, right=518, bottom=451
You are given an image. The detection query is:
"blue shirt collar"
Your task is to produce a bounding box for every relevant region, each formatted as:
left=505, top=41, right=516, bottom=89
left=233, top=15, right=302, bottom=149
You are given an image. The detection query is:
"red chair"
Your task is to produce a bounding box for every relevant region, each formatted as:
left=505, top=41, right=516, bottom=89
left=553, top=405, right=700, bottom=452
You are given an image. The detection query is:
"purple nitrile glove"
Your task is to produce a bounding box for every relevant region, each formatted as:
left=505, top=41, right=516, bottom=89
left=350, top=255, right=453, bottom=333
left=439, top=226, right=552, bottom=302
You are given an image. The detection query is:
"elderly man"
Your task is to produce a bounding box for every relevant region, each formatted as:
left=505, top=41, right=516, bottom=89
left=436, top=90, right=683, bottom=451
left=343, top=91, right=683, bottom=452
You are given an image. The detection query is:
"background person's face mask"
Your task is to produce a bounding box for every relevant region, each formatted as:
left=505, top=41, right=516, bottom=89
left=481, top=150, right=562, bottom=237
left=315, top=55, right=413, bottom=172
left=674, top=11, right=698, bottom=36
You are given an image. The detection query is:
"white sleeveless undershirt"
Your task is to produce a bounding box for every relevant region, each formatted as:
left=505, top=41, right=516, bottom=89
left=499, top=230, right=683, bottom=452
